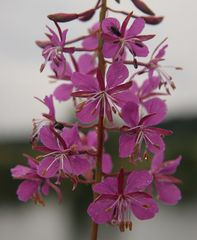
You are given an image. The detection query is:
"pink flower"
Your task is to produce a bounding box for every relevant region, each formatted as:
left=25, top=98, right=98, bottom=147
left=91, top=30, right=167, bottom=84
left=53, top=54, right=96, bottom=102
left=72, top=62, right=132, bottom=123
left=88, top=169, right=158, bottom=230
left=119, top=102, right=172, bottom=158
left=149, top=152, right=182, bottom=205
left=37, top=125, right=90, bottom=180
left=102, top=15, right=154, bottom=61
left=11, top=155, right=62, bottom=204
left=39, top=24, right=74, bottom=72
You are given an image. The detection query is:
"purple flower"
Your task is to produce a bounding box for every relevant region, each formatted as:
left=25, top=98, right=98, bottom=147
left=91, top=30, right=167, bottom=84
left=149, top=152, right=182, bottom=205
left=72, top=62, right=132, bottom=123
left=11, top=155, right=62, bottom=204
left=119, top=102, right=172, bottom=158
left=82, top=23, right=100, bottom=50
left=53, top=54, right=96, bottom=102
left=88, top=169, right=159, bottom=230
left=39, top=24, right=74, bottom=72
left=31, top=95, right=56, bottom=143
left=102, top=15, right=154, bottom=61
left=37, top=125, right=90, bottom=180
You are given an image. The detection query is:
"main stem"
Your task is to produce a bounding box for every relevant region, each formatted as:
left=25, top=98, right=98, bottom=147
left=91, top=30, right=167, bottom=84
left=90, top=1, right=107, bottom=240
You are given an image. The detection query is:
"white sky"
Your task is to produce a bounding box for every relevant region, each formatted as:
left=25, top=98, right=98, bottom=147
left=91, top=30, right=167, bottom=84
left=0, top=0, right=197, bottom=139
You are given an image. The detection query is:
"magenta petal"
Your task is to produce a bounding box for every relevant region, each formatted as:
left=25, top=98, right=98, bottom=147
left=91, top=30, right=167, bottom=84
left=103, top=41, right=121, bottom=58
left=125, top=171, right=153, bottom=193
left=102, top=153, right=113, bottom=174
left=72, top=72, right=99, bottom=91
left=156, top=182, right=181, bottom=205
left=140, top=76, right=160, bottom=96
left=102, top=17, right=121, bottom=36
left=125, top=18, right=145, bottom=38
left=159, top=156, right=182, bottom=175
left=61, top=125, right=80, bottom=147
left=44, top=95, right=55, bottom=118
left=40, top=126, right=59, bottom=150
left=131, top=193, right=159, bottom=220
left=106, top=62, right=129, bottom=88
left=77, top=101, right=99, bottom=123
left=17, top=180, right=39, bottom=202
left=155, top=44, right=168, bottom=59
left=145, top=131, right=165, bottom=153
left=78, top=54, right=96, bottom=74
left=129, top=42, right=149, bottom=57
left=41, top=182, right=50, bottom=196
left=93, top=177, right=118, bottom=195
left=82, top=36, right=98, bottom=50
left=121, top=102, right=139, bottom=126
left=63, top=156, right=90, bottom=175
left=11, top=165, right=32, bottom=178
left=119, top=133, right=136, bottom=158
left=53, top=83, right=73, bottom=101
left=143, top=98, right=167, bottom=125
left=87, top=199, right=114, bottom=224
left=38, top=157, right=59, bottom=178
left=151, top=151, right=164, bottom=172
left=113, top=91, right=138, bottom=107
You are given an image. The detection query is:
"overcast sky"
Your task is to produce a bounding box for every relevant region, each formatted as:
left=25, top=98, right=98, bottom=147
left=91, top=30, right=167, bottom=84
left=0, top=0, right=197, bottom=139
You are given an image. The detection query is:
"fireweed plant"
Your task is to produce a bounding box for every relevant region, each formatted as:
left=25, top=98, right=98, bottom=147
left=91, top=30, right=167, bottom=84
left=11, top=0, right=182, bottom=239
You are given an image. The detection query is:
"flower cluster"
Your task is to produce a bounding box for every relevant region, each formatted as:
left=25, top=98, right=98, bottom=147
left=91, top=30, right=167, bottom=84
left=11, top=0, right=182, bottom=237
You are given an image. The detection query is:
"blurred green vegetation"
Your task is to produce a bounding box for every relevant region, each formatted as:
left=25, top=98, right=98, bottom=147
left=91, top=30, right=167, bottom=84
left=0, top=117, right=197, bottom=207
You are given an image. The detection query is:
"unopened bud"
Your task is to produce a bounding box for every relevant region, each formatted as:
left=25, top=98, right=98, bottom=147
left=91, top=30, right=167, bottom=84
left=142, top=16, right=164, bottom=25
left=79, top=9, right=95, bottom=21
left=48, top=13, right=78, bottom=22
left=131, top=0, right=155, bottom=16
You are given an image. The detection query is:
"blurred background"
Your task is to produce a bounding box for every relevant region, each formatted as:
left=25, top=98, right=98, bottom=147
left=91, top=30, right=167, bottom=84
left=0, top=0, right=197, bottom=239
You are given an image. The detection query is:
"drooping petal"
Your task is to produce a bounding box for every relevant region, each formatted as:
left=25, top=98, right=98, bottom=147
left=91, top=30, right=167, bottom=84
left=87, top=198, right=114, bottom=224
left=119, top=133, right=136, bottom=158
left=17, top=180, right=39, bottom=202
left=159, top=156, right=182, bottom=175
left=53, top=83, right=73, bottom=101
left=93, top=177, right=118, bottom=195
left=143, top=98, right=167, bottom=125
left=72, top=72, right=99, bottom=91
left=131, top=192, right=159, bottom=220
left=156, top=182, right=181, bottom=205
left=121, top=102, right=139, bottom=127
left=102, top=153, right=113, bottom=174
left=125, top=171, right=153, bottom=193
left=38, top=156, right=59, bottom=178
left=106, top=62, right=129, bottom=88
left=125, top=18, right=145, bottom=38
left=39, top=126, right=59, bottom=150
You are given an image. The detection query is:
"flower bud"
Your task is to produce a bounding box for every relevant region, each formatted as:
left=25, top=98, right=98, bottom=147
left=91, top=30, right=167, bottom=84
left=131, top=0, right=155, bottom=16
left=48, top=13, right=78, bottom=22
